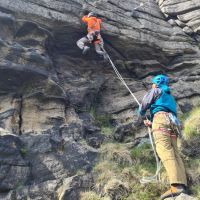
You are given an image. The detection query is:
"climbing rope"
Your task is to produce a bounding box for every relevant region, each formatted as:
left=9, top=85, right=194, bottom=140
left=102, top=48, right=161, bottom=183
left=140, top=126, right=161, bottom=183
left=102, top=48, right=140, bottom=106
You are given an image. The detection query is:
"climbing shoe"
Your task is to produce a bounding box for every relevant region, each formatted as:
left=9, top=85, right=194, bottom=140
left=82, top=46, right=90, bottom=55
left=160, top=185, right=186, bottom=200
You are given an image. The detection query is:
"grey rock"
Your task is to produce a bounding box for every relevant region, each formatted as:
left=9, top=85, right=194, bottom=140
left=168, top=19, right=177, bottom=26
left=181, top=137, right=200, bottom=159
left=175, top=19, right=186, bottom=28
left=157, top=0, right=200, bottom=35
left=165, top=193, right=198, bottom=200
left=0, top=135, right=30, bottom=192
left=57, top=174, right=94, bottom=200
left=183, top=26, right=194, bottom=35
left=21, top=135, right=97, bottom=184
left=15, top=179, right=58, bottom=200
left=0, top=0, right=199, bottom=199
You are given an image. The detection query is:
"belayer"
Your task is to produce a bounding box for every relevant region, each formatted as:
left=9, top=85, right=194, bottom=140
left=138, top=75, right=187, bottom=200
left=77, top=12, right=108, bottom=60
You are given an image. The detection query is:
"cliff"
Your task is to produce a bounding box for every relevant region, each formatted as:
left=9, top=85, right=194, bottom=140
left=0, top=0, right=199, bottom=199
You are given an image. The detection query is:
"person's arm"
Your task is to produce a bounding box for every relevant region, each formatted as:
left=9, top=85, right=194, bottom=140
left=139, top=87, right=162, bottom=116
left=82, top=15, right=89, bottom=23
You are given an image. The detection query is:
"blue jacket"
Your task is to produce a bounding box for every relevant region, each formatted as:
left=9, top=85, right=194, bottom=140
left=139, top=85, right=177, bottom=119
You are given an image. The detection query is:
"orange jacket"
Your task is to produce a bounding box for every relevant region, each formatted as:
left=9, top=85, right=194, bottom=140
left=82, top=15, right=102, bottom=33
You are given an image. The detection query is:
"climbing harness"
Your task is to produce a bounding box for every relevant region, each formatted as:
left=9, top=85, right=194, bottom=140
left=168, top=113, right=183, bottom=138
left=102, top=47, right=161, bottom=183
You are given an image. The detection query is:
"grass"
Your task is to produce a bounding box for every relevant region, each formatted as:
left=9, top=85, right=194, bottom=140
left=100, top=143, right=133, bottom=166
left=89, top=142, right=166, bottom=200
left=131, top=143, right=157, bottom=174
left=82, top=106, right=200, bottom=200
left=181, top=107, right=200, bottom=139
left=104, top=179, right=130, bottom=199
left=127, top=183, right=165, bottom=200
left=185, top=158, right=200, bottom=193
left=90, top=106, right=114, bottom=137
left=93, top=143, right=133, bottom=198
left=179, top=106, right=200, bottom=198
left=101, top=127, right=114, bottom=137
left=191, top=185, right=200, bottom=200
left=80, top=191, right=101, bottom=200
left=20, top=148, right=28, bottom=157
left=80, top=191, right=110, bottom=200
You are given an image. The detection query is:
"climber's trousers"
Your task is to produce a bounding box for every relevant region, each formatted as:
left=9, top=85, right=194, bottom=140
left=76, top=34, right=105, bottom=56
left=152, top=112, right=187, bottom=186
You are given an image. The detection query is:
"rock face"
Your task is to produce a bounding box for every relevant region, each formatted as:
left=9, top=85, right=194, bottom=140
left=165, top=193, right=198, bottom=200
left=0, top=0, right=199, bottom=199
left=156, top=0, right=200, bottom=36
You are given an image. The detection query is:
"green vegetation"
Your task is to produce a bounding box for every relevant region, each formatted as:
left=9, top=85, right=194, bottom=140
left=80, top=191, right=101, bottom=200
left=76, top=169, right=86, bottom=176
left=181, top=106, right=200, bottom=139
left=81, top=106, right=200, bottom=200
left=179, top=106, right=200, bottom=198
left=80, top=142, right=167, bottom=200
left=101, top=127, right=113, bottom=137
left=185, top=158, right=200, bottom=198
left=90, top=106, right=114, bottom=137
left=80, top=191, right=109, bottom=200
left=131, top=143, right=156, bottom=174
left=20, top=148, right=28, bottom=157
left=191, top=185, right=200, bottom=200
left=100, top=143, right=133, bottom=166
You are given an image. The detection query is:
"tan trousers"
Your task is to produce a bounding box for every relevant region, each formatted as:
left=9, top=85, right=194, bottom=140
left=152, top=112, right=187, bottom=186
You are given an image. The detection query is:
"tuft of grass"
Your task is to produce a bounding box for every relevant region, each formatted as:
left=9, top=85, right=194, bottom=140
left=93, top=144, right=133, bottom=199
left=185, top=158, right=200, bottom=193
left=100, top=143, right=133, bottom=166
left=104, top=179, right=130, bottom=199
left=80, top=191, right=101, bottom=200
left=183, top=107, right=200, bottom=139
left=94, top=160, right=118, bottom=192
left=90, top=107, right=114, bottom=137
left=20, top=148, right=28, bottom=157
left=129, top=183, right=166, bottom=200
left=190, top=185, right=200, bottom=200
left=101, top=127, right=114, bottom=137
left=92, top=142, right=167, bottom=200
left=86, top=104, right=200, bottom=199
left=130, top=143, right=156, bottom=174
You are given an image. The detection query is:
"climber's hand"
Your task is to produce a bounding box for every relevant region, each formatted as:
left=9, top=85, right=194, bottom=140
left=144, top=119, right=152, bottom=127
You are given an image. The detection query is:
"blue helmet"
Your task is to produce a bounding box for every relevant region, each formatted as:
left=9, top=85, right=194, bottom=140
left=152, top=74, right=168, bottom=86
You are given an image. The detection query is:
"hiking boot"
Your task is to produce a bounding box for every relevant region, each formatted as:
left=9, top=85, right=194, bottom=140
left=82, top=46, right=90, bottom=55
left=160, top=185, right=186, bottom=200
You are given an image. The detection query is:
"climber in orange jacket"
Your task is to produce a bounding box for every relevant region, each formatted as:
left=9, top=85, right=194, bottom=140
left=77, top=12, right=108, bottom=59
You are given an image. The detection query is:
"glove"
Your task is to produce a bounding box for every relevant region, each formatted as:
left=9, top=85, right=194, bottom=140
left=144, top=119, right=152, bottom=127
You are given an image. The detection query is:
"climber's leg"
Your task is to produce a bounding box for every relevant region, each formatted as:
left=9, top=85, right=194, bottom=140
left=77, top=36, right=90, bottom=55
left=94, top=36, right=108, bottom=60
